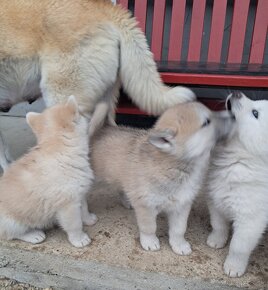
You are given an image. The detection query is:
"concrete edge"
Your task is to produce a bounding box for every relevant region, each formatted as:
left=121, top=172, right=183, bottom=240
left=0, top=246, right=245, bottom=290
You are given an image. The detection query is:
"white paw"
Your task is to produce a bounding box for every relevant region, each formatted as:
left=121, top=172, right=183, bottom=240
left=224, top=255, right=247, bottom=277
left=83, top=213, right=98, bottom=226
left=69, top=232, right=91, bottom=248
left=170, top=240, right=192, bottom=255
left=207, top=231, right=227, bottom=249
left=140, top=233, right=160, bottom=251
left=18, top=230, right=46, bottom=244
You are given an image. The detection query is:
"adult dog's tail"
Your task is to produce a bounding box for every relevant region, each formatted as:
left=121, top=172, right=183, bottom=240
left=117, top=8, right=195, bottom=115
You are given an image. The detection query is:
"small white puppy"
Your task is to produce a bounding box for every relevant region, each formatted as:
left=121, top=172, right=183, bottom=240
left=207, top=92, right=268, bottom=277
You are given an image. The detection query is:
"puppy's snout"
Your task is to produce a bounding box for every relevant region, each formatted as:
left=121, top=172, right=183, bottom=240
left=232, top=91, right=242, bottom=99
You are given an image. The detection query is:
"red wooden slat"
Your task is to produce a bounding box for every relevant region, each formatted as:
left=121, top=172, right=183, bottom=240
left=249, top=0, right=268, bottom=64
left=151, top=0, right=166, bottom=61
left=227, top=0, right=250, bottom=64
left=134, top=0, right=148, bottom=33
left=161, top=73, right=268, bottom=88
left=117, top=0, right=128, bottom=9
left=207, top=0, right=228, bottom=63
left=187, top=0, right=206, bottom=62
left=168, top=0, right=186, bottom=61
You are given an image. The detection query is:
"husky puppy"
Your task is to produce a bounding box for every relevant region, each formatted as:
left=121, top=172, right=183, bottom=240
left=0, top=0, right=195, bottom=170
left=0, top=96, right=97, bottom=247
left=91, top=102, right=218, bottom=255
left=207, top=92, right=268, bottom=277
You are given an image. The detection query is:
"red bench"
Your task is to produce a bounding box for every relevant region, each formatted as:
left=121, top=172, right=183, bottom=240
left=116, top=0, right=268, bottom=114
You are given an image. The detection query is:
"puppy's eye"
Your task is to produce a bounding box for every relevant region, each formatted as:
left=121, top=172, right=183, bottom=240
left=252, top=109, right=259, bottom=119
left=202, top=118, right=211, bottom=127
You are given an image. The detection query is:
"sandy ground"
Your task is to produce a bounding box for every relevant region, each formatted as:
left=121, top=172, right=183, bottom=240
left=0, top=115, right=267, bottom=289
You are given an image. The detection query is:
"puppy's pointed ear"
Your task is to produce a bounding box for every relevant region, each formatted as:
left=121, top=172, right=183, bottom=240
left=26, top=112, right=43, bottom=133
left=148, top=128, right=177, bottom=152
left=66, top=95, right=79, bottom=119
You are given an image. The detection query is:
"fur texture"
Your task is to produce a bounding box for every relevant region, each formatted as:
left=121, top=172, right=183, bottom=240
left=0, top=96, right=97, bottom=247
left=207, top=92, right=268, bottom=277
left=91, top=102, right=218, bottom=254
left=0, top=0, right=195, bottom=170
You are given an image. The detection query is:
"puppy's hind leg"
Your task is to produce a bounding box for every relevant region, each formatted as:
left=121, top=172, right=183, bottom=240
left=0, top=131, right=13, bottom=172
left=57, top=203, right=91, bottom=248
left=207, top=204, right=229, bottom=249
left=224, top=218, right=266, bottom=277
left=134, top=205, right=160, bottom=251
left=81, top=196, right=98, bottom=226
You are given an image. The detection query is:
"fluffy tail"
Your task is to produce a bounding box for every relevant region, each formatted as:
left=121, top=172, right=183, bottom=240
left=117, top=9, right=195, bottom=115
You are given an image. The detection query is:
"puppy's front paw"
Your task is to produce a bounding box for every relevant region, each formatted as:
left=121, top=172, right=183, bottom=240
left=83, top=213, right=98, bottom=226
left=170, top=239, right=192, bottom=255
left=69, top=232, right=91, bottom=248
left=140, top=233, right=160, bottom=251
left=224, top=255, right=247, bottom=277
left=18, top=230, right=46, bottom=244
left=207, top=231, right=227, bottom=249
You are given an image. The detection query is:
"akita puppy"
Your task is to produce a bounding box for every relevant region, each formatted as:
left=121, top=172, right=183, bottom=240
left=207, top=92, right=268, bottom=277
left=91, top=102, right=219, bottom=255
left=0, top=96, right=96, bottom=247
left=0, top=0, right=195, bottom=170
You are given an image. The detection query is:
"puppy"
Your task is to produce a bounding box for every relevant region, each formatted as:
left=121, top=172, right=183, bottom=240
left=207, top=92, right=268, bottom=277
left=0, top=0, right=195, bottom=170
left=0, top=96, right=97, bottom=247
left=91, top=102, right=218, bottom=255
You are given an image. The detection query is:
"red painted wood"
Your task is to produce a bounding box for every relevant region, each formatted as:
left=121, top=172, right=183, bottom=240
left=134, top=0, right=148, bottom=33
left=161, top=72, right=268, bottom=88
left=168, top=0, right=186, bottom=61
left=249, top=0, right=268, bottom=64
left=117, top=0, right=128, bottom=9
left=187, top=0, right=206, bottom=62
left=227, top=0, right=250, bottom=64
left=207, top=0, right=228, bottom=63
left=151, top=0, right=166, bottom=60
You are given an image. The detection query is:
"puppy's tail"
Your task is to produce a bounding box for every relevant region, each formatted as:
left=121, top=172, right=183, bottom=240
left=88, top=101, right=116, bottom=137
left=116, top=7, right=195, bottom=115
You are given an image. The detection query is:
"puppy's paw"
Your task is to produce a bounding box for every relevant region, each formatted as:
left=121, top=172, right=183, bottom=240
left=140, top=233, right=160, bottom=251
left=69, top=232, right=91, bottom=248
left=170, top=240, right=192, bottom=256
left=83, top=213, right=98, bottom=226
left=18, top=230, right=46, bottom=244
left=224, top=255, right=247, bottom=277
left=207, top=231, right=227, bottom=249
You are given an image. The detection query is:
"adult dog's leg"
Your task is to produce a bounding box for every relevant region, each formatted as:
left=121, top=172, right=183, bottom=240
left=0, top=131, right=13, bottom=172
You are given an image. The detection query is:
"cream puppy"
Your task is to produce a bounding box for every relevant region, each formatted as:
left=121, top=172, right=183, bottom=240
left=0, top=96, right=97, bottom=247
left=207, top=92, right=268, bottom=277
left=91, top=102, right=218, bottom=255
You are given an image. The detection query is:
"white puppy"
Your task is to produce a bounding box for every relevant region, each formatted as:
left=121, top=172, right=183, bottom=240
left=207, top=92, right=268, bottom=277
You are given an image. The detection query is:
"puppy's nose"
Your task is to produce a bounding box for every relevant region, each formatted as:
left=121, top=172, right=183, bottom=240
left=232, top=91, right=242, bottom=99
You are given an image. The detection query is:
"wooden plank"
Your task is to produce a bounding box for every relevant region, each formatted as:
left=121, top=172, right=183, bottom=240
left=151, top=0, right=166, bottom=60
left=207, top=0, right=228, bottom=63
left=227, top=0, right=250, bottom=63
left=168, top=0, right=187, bottom=61
left=249, top=0, right=268, bottom=64
left=134, top=0, right=148, bottom=33
left=161, top=72, right=268, bottom=88
left=187, top=0, right=206, bottom=62
left=117, top=0, right=128, bottom=9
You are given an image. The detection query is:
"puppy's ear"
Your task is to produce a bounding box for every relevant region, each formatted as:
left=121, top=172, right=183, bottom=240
left=148, top=128, right=177, bottom=152
left=26, top=112, right=43, bottom=133
left=66, top=95, right=79, bottom=120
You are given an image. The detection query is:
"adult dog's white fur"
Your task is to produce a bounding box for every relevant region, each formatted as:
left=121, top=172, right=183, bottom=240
left=0, top=96, right=97, bottom=247
left=91, top=102, right=219, bottom=254
left=207, top=92, right=268, bottom=277
left=0, top=0, right=195, bottom=170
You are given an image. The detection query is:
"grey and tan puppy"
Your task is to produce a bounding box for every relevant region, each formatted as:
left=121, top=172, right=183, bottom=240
left=91, top=102, right=222, bottom=255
